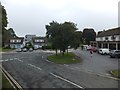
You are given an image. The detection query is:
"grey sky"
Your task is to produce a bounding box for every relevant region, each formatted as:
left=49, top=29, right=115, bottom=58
left=1, top=0, right=119, bottom=37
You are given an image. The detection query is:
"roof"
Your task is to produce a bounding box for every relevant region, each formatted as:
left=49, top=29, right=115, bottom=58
left=10, top=37, right=24, bottom=40
left=97, top=27, right=120, bottom=37
left=32, top=37, right=46, bottom=40
left=32, top=37, right=47, bottom=41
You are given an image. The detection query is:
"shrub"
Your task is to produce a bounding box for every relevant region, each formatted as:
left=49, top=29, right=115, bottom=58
left=42, top=45, right=53, bottom=50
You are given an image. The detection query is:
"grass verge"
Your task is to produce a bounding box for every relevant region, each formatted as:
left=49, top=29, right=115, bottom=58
left=0, top=48, right=2, bottom=52
left=110, top=70, right=120, bottom=78
left=0, top=48, right=14, bottom=52
left=2, top=73, right=14, bottom=89
left=47, top=52, right=81, bottom=64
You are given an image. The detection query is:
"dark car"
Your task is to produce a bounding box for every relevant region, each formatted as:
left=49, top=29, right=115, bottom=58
left=109, top=50, right=120, bottom=58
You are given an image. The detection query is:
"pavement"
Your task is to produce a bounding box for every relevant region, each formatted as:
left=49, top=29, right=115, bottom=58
left=1, top=49, right=119, bottom=88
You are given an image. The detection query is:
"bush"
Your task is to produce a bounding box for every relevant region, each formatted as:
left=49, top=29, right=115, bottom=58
left=3, top=47, right=11, bottom=49
left=42, top=45, right=53, bottom=50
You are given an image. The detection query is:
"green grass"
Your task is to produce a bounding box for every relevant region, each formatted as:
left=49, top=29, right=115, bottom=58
left=47, top=52, right=81, bottom=64
left=0, top=48, right=2, bottom=52
left=0, top=48, right=14, bottom=52
left=2, top=73, right=14, bottom=89
left=111, top=70, right=120, bottom=78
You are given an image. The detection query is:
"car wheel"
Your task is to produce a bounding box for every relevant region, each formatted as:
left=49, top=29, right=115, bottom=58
left=115, top=55, right=118, bottom=58
left=110, top=56, right=113, bottom=58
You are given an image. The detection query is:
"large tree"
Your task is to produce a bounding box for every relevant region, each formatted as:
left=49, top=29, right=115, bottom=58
left=46, top=21, right=60, bottom=55
left=0, top=3, right=2, bottom=47
left=82, top=28, right=96, bottom=45
left=46, top=21, right=79, bottom=55
left=1, top=4, right=17, bottom=47
left=1, top=4, right=8, bottom=47
left=71, top=31, right=82, bottom=49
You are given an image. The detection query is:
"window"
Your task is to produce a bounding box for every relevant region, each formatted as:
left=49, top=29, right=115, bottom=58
left=16, top=40, right=21, bottom=42
left=105, top=37, right=108, bottom=40
left=10, top=40, right=15, bottom=42
left=35, top=40, right=40, bottom=42
left=40, top=40, right=44, bottom=42
left=111, top=35, right=116, bottom=41
left=10, top=40, right=13, bottom=42
left=16, top=40, right=19, bottom=42
left=35, top=39, right=44, bottom=42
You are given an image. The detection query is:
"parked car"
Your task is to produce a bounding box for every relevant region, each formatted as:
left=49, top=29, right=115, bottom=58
left=34, top=46, right=38, bottom=50
left=29, top=48, right=33, bottom=52
left=98, top=48, right=110, bottom=55
left=16, top=48, right=22, bottom=52
left=109, top=50, right=120, bottom=58
left=86, top=45, right=92, bottom=51
left=91, top=47, right=98, bottom=52
left=22, top=48, right=27, bottom=52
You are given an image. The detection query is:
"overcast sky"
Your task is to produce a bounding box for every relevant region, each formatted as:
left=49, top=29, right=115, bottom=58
left=1, top=0, right=119, bottom=37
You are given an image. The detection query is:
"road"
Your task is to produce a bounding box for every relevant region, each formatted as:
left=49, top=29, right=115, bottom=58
left=72, top=49, right=119, bottom=75
left=1, top=50, right=119, bottom=88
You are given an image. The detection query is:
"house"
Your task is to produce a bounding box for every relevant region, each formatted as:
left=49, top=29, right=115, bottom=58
left=32, top=37, right=48, bottom=49
left=9, top=37, right=24, bottom=49
left=95, top=27, right=120, bottom=50
left=25, top=34, right=36, bottom=42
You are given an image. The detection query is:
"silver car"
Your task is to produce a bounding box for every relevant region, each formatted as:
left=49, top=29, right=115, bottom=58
left=16, top=48, right=22, bottom=52
left=22, top=48, right=27, bottom=52
left=29, top=48, right=33, bottom=52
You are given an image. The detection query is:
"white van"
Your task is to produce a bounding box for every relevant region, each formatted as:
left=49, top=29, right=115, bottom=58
left=98, top=48, right=110, bottom=55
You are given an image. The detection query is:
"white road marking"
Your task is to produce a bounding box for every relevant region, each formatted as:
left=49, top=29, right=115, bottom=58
left=10, top=59, right=14, bottom=61
left=95, top=73, right=120, bottom=80
left=4, top=59, right=9, bottom=62
left=17, top=59, right=23, bottom=62
left=69, top=67, right=120, bottom=81
left=50, top=72, right=84, bottom=89
left=42, top=56, right=44, bottom=59
left=0, top=58, right=21, bottom=62
left=14, top=58, right=18, bottom=59
left=64, top=64, right=69, bottom=67
left=105, top=73, right=111, bottom=76
left=28, top=64, right=42, bottom=70
left=0, top=59, right=10, bottom=62
left=45, top=60, right=53, bottom=63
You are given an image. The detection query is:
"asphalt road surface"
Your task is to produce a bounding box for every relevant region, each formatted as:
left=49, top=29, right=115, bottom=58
left=72, top=49, right=119, bottom=75
left=1, top=50, right=119, bottom=88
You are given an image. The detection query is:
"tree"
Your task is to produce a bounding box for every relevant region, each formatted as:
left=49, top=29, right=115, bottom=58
left=46, top=21, right=61, bottom=55
left=71, top=31, right=82, bottom=49
left=82, top=28, right=96, bottom=45
left=25, top=42, right=33, bottom=50
left=1, top=4, right=17, bottom=47
left=45, top=21, right=79, bottom=55
left=1, top=4, right=8, bottom=47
